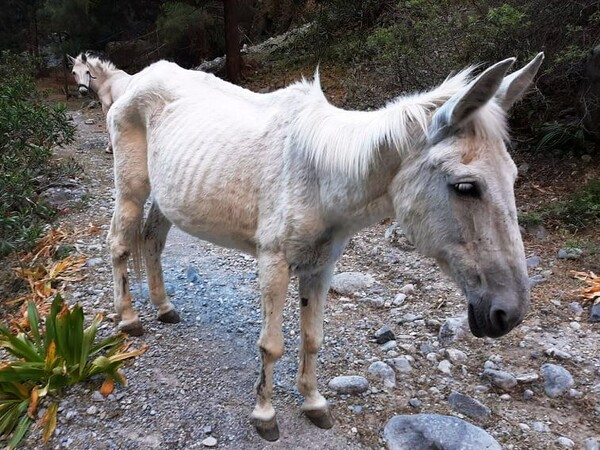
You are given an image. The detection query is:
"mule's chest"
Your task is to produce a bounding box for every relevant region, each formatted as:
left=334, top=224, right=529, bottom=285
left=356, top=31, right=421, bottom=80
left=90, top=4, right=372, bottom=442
left=285, top=228, right=348, bottom=274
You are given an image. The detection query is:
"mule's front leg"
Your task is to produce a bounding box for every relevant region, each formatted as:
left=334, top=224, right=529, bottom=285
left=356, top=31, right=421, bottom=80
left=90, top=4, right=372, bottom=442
left=297, top=265, right=335, bottom=429
left=251, top=252, right=289, bottom=441
left=143, top=201, right=179, bottom=324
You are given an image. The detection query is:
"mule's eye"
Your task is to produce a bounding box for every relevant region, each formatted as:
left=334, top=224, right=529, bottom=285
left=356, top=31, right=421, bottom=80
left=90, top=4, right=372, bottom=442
left=452, top=182, right=479, bottom=197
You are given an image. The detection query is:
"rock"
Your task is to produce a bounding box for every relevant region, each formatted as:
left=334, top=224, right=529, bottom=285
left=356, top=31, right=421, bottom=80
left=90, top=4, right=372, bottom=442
left=393, top=293, right=407, bottom=306
left=529, top=224, right=548, bottom=241
left=483, top=361, right=497, bottom=370
left=529, top=274, right=546, bottom=287
left=523, top=389, right=534, bottom=400
left=399, top=284, right=415, bottom=295
left=526, top=255, right=541, bottom=268
left=570, top=321, right=581, bottom=331
left=91, top=391, right=105, bottom=402
left=86, top=406, right=98, bottom=415
left=591, top=302, right=600, bottom=323
left=368, top=361, right=396, bottom=389
left=568, top=302, right=584, bottom=316
left=384, top=222, right=399, bottom=239
left=447, top=391, right=491, bottom=420
left=541, top=363, right=574, bottom=398
left=568, top=388, right=582, bottom=399
left=186, top=265, right=201, bottom=283
left=398, top=313, right=423, bottom=324
left=439, top=316, right=468, bottom=346
left=516, top=373, right=539, bottom=383
left=202, top=436, right=217, bottom=447
left=203, top=425, right=212, bottom=435
left=374, top=326, right=395, bottom=344
left=420, top=343, right=433, bottom=355
left=532, top=421, right=550, bottom=433
left=383, top=414, right=501, bottom=450
left=408, top=398, right=421, bottom=408
left=585, top=438, right=600, bottom=450
left=84, top=118, right=95, bottom=125
left=557, top=248, right=583, bottom=259
left=481, top=369, right=517, bottom=391
left=544, top=348, right=573, bottom=360
left=330, top=272, right=374, bottom=295
left=328, top=375, right=369, bottom=395
left=556, top=437, right=575, bottom=448
left=517, top=163, right=529, bottom=175
left=380, top=340, right=397, bottom=351
left=499, top=394, right=511, bottom=401
left=445, top=348, right=467, bottom=364
left=387, top=357, right=413, bottom=373
left=437, top=360, right=452, bottom=375
left=86, top=257, right=103, bottom=267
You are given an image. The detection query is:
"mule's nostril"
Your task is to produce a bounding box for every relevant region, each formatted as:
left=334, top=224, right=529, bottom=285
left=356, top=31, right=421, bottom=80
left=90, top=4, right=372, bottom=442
left=491, top=308, right=509, bottom=334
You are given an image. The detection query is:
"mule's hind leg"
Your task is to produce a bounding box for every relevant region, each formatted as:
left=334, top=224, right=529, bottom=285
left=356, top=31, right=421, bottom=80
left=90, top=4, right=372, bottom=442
left=143, top=201, right=179, bottom=324
left=251, top=252, right=289, bottom=441
left=107, top=109, right=150, bottom=336
left=297, top=264, right=336, bottom=429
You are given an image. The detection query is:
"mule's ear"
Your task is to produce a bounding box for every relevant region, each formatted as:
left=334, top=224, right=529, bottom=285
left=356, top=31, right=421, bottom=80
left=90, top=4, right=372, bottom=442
left=429, top=58, right=515, bottom=145
left=496, top=52, right=544, bottom=111
left=67, top=55, right=76, bottom=65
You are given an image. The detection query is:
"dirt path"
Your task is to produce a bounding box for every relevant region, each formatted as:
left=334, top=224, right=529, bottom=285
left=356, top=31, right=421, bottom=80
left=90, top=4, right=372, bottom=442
left=21, top=104, right=600, bottom=449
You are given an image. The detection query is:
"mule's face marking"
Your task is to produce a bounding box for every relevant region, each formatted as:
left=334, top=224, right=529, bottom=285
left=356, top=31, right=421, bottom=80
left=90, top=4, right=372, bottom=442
left=70, top=58, right=93, bottom=95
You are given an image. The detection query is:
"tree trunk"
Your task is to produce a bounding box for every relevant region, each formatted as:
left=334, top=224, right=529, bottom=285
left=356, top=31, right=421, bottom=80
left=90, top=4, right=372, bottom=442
left=224, top=0, right=242, bottom=84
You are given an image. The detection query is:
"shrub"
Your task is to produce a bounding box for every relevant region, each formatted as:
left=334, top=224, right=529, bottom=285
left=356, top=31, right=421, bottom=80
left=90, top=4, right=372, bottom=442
left=0, top=295, right=147, bottom=448
left=0, top=52, right=75, bottom=257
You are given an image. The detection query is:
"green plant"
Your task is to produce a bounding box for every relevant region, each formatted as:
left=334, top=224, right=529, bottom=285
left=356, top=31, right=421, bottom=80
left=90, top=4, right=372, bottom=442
left=518, top=211, right=543, bottom=226
left=535, top=122, right=587, bottom=153
left=548, top=179, right=600, bottom=230
left=0, top=295, right=146, bottom=448
left=0, top=51, right=75, bottom=257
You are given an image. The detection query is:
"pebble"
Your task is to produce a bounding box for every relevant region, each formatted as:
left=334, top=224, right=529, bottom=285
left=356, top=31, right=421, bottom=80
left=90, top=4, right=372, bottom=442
left=408, top=398, right=422, bottom=408
left=399, top=284, right=415, bottom=295
left=393, top=293, right=407, bottom=306
left=568, top=302, right=584, bottom=316
left=518, top=423, right=530, bottom=431
left=387, top=356, right=413, bottom=373
left=398, top=313, right=423, bottom=324
left=330, top=272, right=374, bottom=295
left=591, top=303, right=600, bottom=323
left=447, top=391, right=491, bottom=420
left=585, top=438, right=600, bottom=450
left=445, top=348, right=467, bottom=364
left=84, top=118, right=95, bottom=125
left=556, top=437, right=575, bottom=448
left=438, top=316, right=468, bottom=346
left=86, top=406, right=98, bottom=415
left=384, top=414, right=501, bottom=450
left=481, top=369, right=518, bottom=391
left=529, top=274, right=546, bottom=287
left=523, top=389, right=534, bottom=400
left=557, top=248, right=583, bottom=259
left=437, top=360, right=452, bottom=375
left=202, top=436, right=217, bottom=447
left=544, top=348, right=572, bottom=360
left=483, top=360, right=497, bottom=370
left=567, top=388, right=582, bottom=399
left=91, top=391, right=105, bottom=402
left=86, top=257, right=103, bottom=267
left=516, top=373, right=539, bottom=383
left=420, top=343, right=433, bottom=355
left=541, top=363, right=574, bottom=398
left=368, top=361, right=396, bottom=389
left=380, top=340, right=397, bottom=351
left=328, top=376, right=370, bottom=395
left=374, top=326, right=395, bottom=344
left=526, top=255, right=541, bottom=268
left=203, top=425, right=212, bottom=435
left=532, top=421, right=550, bottom=432
left=569, top=321, right=581, bottom=331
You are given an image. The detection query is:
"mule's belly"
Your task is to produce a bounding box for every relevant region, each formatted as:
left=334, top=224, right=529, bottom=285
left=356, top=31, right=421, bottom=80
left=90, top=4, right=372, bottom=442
left=147, top=106, right=268, bottom=255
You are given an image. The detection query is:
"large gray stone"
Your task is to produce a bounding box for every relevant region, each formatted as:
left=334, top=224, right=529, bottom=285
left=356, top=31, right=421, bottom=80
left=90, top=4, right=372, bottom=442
left=541, top=364, right=574, bottom=398
left=383, top=414, right=501, bottom=450
left=330, top=272, right=374, bottom=296
left=368, top=361, right=396, bottom=389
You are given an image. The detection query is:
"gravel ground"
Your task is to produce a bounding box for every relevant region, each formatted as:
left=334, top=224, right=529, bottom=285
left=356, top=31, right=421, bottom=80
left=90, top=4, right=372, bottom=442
left=18, top=105, right=600, bottom=449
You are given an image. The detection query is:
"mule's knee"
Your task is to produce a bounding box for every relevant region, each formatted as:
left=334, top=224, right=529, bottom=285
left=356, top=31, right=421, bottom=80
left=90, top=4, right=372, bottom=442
left=302, top=334, right=323, bottom=355
left=258, top=337, right=284, bottom=363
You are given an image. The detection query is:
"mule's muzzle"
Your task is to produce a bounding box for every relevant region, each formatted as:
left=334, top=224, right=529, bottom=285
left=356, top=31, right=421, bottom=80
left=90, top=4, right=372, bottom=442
left=467, top=295, right=527, bottom=338
left=78, top=85, right=89, bottom=95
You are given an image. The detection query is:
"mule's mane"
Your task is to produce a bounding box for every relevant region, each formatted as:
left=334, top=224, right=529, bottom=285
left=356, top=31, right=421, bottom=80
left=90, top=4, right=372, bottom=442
left=76, top=51, right=117, bottom=72
left=291, top=69, right=509, bottom=177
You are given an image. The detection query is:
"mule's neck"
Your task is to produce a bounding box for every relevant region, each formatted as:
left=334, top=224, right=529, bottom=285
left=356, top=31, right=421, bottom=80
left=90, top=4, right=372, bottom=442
left=90, top=65, right=129, bottom=107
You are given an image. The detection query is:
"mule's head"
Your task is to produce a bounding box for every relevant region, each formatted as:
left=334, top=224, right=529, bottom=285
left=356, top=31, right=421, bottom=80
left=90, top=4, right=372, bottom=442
left=393, top=53, right=544, bottom=338
left=67, top=53, right=94, bottom=96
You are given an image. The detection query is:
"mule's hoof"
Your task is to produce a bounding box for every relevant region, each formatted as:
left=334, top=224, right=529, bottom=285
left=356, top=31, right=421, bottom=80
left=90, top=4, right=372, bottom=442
left=304, top=408, right=334, bottom=429
left=118, top=320, right=144, bottom=336
left=158, top=309, right=180, bottom=324
left=252, top=416, right=280, bottom=441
